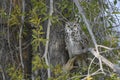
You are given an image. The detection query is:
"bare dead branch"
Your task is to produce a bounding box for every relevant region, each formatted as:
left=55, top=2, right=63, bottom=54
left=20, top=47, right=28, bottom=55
left=89, top=48, right=120, bottom=75
left=70, top=1, right=120, bottom=75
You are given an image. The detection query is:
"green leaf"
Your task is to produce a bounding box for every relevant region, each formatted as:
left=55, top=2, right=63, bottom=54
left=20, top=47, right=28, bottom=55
left=41, top=16, right=49, bottom=22
left=32, top=35, right=37, bottom=39
left=114, top=0, right=117, bottom=5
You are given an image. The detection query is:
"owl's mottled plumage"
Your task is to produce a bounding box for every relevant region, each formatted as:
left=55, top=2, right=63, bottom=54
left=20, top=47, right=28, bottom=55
left=65, top=22, right=88, bottom=58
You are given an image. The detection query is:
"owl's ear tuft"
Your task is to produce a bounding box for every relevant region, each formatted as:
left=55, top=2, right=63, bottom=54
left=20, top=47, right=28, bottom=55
left=65, top=22, right=71, bottom=28
left=66, top=22, right=70, bottom=25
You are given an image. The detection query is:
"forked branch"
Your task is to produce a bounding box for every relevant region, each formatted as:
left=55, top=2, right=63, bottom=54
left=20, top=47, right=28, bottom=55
left=89, top=48, right=120, bottom=75
left=73, top=0, right=120, bottom=76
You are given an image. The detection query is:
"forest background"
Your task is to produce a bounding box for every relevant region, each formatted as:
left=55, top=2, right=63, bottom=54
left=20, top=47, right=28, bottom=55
left=0, top=0, right=120, bottom=80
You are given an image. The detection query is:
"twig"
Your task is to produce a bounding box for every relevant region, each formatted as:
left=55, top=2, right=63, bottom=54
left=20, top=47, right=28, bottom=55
left=97, top=45, right=113, bottom=50
left=0, top=65, right=6, bottom=80
left=82, top=69, right=102, bottom=80
left=87, top=57, right=96, bottom=75
left=98, top=45, right=120, bottom=53
left=19, top=0, right=25, bottom=78
left=10, top=64, right=21, bottom=80
left=43, top=0, right=53, bottom=78
left=19, top=24, right=24, bottom=78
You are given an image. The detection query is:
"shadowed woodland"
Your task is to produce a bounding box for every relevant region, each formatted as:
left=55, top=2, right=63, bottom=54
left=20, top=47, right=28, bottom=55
left=0, top=0, right=120, bottom=80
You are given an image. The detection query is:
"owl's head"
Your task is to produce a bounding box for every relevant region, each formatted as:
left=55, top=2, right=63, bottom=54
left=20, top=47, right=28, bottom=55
left=65, top=22, right=81, bottom=34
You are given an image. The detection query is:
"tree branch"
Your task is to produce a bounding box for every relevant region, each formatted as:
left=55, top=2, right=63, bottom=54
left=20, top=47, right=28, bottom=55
left=73, top=0, right=104, bottom=72
left=73, top=0, right=97, bottom=47
left=89, top=48, right=120, bottom=75
left=43, top=0, right=53, bottom=78
left=19, top=0, right=25, bottom=78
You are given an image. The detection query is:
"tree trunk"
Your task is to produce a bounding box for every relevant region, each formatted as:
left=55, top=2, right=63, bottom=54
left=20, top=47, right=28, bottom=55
left=49, top=24, right=69, bottom=66
left=22, top=0, right=32, bottom=79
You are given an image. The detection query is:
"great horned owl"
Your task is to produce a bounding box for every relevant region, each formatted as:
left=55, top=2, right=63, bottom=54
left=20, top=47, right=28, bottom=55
left=65, top=22, right=88, bottom=58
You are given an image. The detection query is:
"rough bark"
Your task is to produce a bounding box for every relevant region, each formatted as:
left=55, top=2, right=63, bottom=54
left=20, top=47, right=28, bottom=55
left=38, top=0, right=69, bottom=79
left=0, top=0, right=33, bottom=79
left=49, top=24, right=69, bottom=66
left=22, top=0, right=32, bottom=79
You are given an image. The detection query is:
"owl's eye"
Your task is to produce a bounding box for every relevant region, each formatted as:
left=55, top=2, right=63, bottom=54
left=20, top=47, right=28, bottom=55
left=67, top=25, right=70, bottom=28
left=74, top=24, right=76, bottom=26
left=74, top=24, right=77, bottom=27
